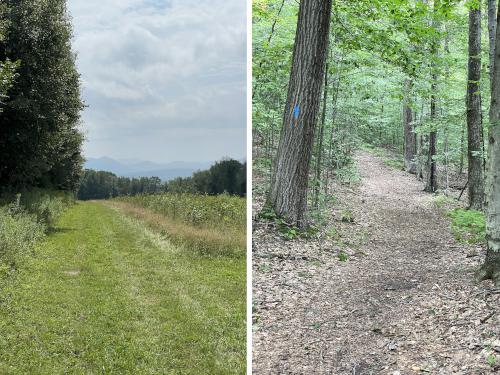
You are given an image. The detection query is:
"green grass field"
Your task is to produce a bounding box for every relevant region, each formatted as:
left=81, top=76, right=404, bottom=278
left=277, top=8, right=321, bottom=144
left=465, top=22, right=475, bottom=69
left=0, top=201, right=246, bottom=374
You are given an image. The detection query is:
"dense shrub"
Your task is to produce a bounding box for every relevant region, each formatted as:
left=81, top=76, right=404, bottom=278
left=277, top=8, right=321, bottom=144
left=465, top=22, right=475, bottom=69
left=0, top=190, right=74, bottom=277
left=0, top=207, right=44, bottom=276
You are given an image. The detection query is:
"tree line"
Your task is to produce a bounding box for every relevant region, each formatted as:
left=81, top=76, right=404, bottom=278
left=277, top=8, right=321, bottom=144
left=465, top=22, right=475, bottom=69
left=253, top=0, right=499, bottom=282
left=0, top=0, right=84, bottom=193
left=77, top=158, right=246, bottom=200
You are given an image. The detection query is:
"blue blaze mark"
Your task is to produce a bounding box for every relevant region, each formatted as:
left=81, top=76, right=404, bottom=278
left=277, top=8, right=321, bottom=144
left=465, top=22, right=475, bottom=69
left=293, top=104, right=300, bottom=120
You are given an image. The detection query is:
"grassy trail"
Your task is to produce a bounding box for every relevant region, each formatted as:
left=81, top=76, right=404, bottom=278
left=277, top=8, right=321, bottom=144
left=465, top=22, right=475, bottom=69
left=0, top=201, right=245, bottom=374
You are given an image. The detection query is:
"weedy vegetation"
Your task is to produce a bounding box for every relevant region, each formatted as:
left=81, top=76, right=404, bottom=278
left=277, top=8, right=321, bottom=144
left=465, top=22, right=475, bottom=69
left=447, top=208, right=486, bottom=244
left=114, top=193, right=246, bottom=257
left=0, top=190, right=74, bottom=279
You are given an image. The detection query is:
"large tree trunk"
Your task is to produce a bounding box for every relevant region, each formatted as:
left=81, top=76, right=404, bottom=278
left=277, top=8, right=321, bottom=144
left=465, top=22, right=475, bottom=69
left=403, top=79, right=416, bottom=174
left=480, top=0, right=500, bottom=284
left=467, top=6, right=485, bottom=210
left=268, top=0, right=332, bottom=227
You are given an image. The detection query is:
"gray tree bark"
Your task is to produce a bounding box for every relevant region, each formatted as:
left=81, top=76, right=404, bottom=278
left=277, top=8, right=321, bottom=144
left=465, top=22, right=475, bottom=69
left=480, top=0, right=500, bottom=283
left=269, top=0, right=333, bottom=227
left=467, top=6, right=485, bottom=210
left=424, top=3, right=439, bottom=193
left=488, top=0, right=497, bottom=84
left=424, top=84, right=438, bottom=192
left=313, top=62, right=329, bottom=208
left=403, top=79, right=416, bottom=174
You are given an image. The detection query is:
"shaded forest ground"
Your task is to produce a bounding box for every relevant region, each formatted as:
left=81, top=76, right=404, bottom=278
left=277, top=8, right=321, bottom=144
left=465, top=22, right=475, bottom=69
left=253, top=150, right=499, bottom=374
left=0, top=201, right=245, bottom=374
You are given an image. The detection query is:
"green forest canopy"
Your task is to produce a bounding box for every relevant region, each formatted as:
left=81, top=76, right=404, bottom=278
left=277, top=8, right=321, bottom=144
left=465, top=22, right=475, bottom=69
left=0, top=0, right=84, bottom=192
left=78, top=158, right=247, bottom=200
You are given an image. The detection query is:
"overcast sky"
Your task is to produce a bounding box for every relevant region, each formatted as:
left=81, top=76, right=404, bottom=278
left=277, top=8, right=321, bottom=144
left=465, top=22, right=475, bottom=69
left=67, top=0, right=246, bottom=163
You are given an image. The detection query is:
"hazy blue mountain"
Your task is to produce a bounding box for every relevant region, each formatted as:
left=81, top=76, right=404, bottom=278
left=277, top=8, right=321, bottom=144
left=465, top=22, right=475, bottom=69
left=84, top=157, right=212, bottom=181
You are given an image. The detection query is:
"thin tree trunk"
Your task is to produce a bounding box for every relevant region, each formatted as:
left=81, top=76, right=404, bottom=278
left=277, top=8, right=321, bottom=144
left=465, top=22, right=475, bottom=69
left=325, top=55, right=342, bottom=195
left=269, top=0, right=333, bottom=227
left=488, top=0, right=497, bottom=84
left=444, top=124, right=450, bottom=193
left=417, top=100, right=425, bottom=180
left=480, top=0, right=500, bottom=283
left=403, top=79, right=417, bottom=174
left=425, top=84, right=438, bottom=192
left=268, top=0, right=286, bottom=45
left=314, top=62, right=329, bottom=208
left=459, top=122, right=466, bottom=174
left=253, top=0, right=286, bottom=100
left=425, top=4, right=439, bottom=193
left=467, top=5, right=485, bottom=210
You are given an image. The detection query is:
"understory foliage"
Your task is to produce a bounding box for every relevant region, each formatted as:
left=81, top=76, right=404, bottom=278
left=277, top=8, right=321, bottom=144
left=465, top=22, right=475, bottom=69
left=0, top=190, right=74, bottom=278
left=448, top=208, right=486, bottom=244
left=253, top=0, right=485, bottom=210
left=78, top=159, right=247, bottom=200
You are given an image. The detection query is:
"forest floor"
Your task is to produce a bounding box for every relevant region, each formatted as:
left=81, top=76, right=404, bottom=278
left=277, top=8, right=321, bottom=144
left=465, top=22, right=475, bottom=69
left=253, top=150, right=500, bottom=374
left=0, top=201, right=245, bottom=374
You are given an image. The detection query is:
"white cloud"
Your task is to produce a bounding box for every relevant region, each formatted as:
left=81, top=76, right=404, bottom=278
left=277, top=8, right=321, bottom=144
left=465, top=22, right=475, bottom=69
left=68, top=0, right=247, bottom=162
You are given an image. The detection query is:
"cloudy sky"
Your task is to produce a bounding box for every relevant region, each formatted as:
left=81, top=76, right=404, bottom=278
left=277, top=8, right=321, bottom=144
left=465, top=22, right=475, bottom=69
left=67, top=0, right=247, bottom=163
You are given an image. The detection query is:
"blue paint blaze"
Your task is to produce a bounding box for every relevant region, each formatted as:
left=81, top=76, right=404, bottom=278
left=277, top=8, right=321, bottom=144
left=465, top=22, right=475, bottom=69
left=293, top=105, right=300, bottom=119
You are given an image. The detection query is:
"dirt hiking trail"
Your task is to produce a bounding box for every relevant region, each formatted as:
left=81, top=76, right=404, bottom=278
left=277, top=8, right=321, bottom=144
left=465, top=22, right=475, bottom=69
left=253, top=151, right=499, bottom=374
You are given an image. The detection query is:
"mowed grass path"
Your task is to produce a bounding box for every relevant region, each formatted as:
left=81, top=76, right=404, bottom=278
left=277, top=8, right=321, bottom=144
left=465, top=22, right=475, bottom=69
left=0, top=201, right=245, bottom=374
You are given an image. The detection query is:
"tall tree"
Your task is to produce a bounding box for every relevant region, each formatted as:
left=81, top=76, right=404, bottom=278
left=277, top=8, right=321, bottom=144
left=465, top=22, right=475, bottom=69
left=466, top=3, right=485, bottom=209
left=268, top=0, right=332, bottom=227
left=0, top=0, right=84, bottom=191
left=425, top=79, right=438, bottom=192
left=487, top=0, right=497, bottom=84
left=313, top=62, right=329, bottom=208
left=424, top=0, right=440, bottom=193
left=403, top=79, right=417, bottom=174
left=0, top=3, right=18, bottom=109
left=480, top=0, right=500, bottom=283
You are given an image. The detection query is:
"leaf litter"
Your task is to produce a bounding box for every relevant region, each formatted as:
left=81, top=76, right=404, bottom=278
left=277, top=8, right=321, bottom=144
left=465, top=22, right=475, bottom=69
left=253, top=151, right=499, bottom=374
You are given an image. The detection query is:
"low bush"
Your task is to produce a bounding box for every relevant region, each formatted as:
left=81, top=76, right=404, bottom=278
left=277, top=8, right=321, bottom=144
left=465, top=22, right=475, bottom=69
left=0, top=189, right=74, bottom=277
left=447, top=208, right=485, bottom=244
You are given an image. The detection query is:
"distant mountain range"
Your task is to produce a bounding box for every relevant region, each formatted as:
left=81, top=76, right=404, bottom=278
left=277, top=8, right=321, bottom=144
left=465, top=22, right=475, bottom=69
left=84, top=157, right=213, bottom=181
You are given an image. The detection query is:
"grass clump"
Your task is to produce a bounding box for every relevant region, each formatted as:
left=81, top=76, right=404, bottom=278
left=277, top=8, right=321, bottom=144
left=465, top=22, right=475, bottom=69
left=447, top=208, right=485, bottom=244
left=337, top=251, right=349, bottom=262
